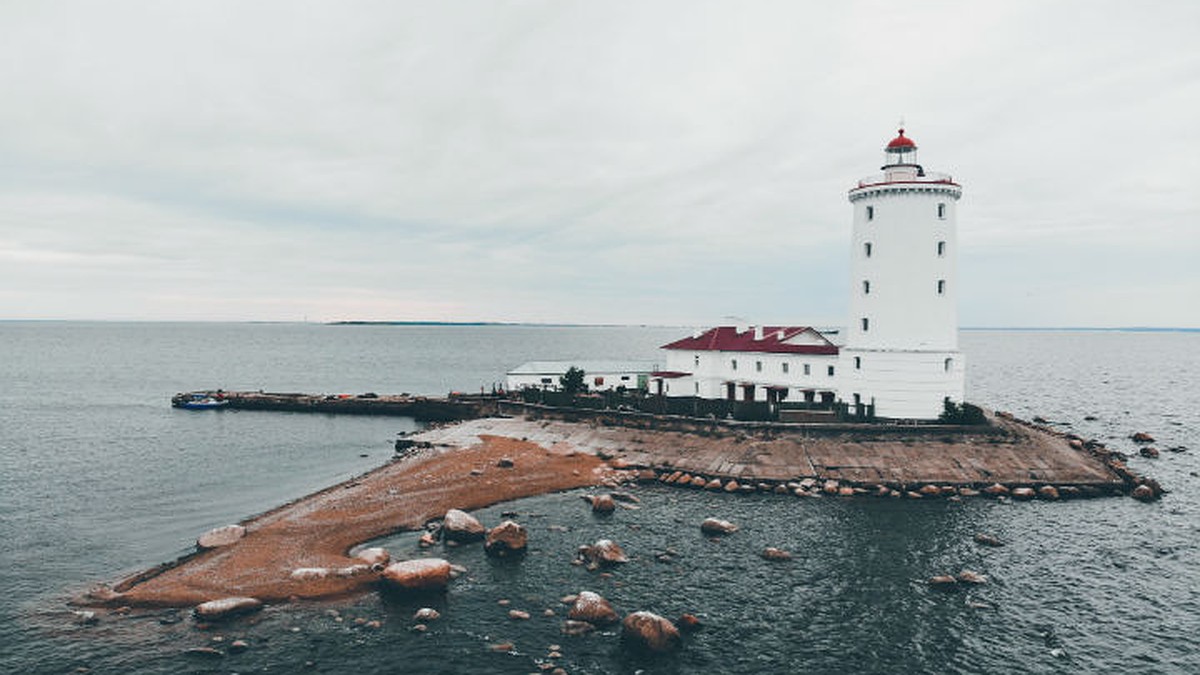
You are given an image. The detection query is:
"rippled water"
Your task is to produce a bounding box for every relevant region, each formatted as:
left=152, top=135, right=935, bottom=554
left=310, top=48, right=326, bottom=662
left=1, top=324, right=1197, bottom=673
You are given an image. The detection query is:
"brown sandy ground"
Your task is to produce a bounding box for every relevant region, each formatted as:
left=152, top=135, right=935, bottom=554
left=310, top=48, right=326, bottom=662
left=93, top=435, right=607, bottom=608
left=86, top=413, right=1125, bottom=609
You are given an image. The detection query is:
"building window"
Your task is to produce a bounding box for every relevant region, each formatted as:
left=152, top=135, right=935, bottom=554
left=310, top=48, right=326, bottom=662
left=861, top=317, right=869, bottom=332
left=944, top=357, right=953, bottom=372
left=937, top=279, right=946, bottom=295
left=694, top=354, right=700, bottom=367
left=695, top=382, right=700, bottom=394
left=854, top=356, right=861, bottom=370
left=937, top=240, right=946, bottom=257
left=782, top=362, right=789, bottom=374
left=867, top=205, right=874, bottom=221
left=594, top=377, right=605, bottom=386
left=755, top=361, right=762, bottom=372
left=620, top=375, right=630, bottom=381
left=827, top=365, right=836, bottom=377
left=937, top=203, right=946, bottom=219
left=731, top=359, right=737, bottom=371
left=864, top=242, right=873, bottom=258
left=862, top=280, right=870, bottom=295
left=540, top=378, right=552, bottom=385
left=803, top=363, right=811, bottom=375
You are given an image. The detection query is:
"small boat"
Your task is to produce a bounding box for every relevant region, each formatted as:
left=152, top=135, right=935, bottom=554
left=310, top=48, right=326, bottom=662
left=174, top=394, right=230, bottom=410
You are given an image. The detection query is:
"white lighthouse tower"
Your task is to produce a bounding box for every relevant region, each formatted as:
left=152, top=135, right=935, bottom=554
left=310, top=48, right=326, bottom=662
left=840, top=129, right=964, bottom=420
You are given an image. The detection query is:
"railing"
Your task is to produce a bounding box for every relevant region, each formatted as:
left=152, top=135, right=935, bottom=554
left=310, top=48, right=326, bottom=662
left=854, top=171, right=956, bottom=188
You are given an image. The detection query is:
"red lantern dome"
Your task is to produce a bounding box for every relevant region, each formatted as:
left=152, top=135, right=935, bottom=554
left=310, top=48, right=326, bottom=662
left=886, top=128, right=916, bottom=151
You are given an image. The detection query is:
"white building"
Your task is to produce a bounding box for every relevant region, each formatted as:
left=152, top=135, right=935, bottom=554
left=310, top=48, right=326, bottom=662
left=506, top=360, right=658, bottom=392
left=840, top=129, right=964, bottom=419
left=650, top=325, right=840, bottom=404
left=651, top=128, right=965, bottom=420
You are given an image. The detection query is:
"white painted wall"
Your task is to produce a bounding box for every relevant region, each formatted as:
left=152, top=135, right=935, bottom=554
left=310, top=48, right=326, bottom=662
left=659, top=346, right=839, bottom=401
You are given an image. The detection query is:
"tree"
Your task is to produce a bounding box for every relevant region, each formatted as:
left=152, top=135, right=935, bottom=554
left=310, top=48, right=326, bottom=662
left=560, top=366, right=587, bottom=395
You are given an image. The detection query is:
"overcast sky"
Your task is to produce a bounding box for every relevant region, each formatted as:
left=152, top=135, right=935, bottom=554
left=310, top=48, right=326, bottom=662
left=1, top=1, right=1196, bottom=327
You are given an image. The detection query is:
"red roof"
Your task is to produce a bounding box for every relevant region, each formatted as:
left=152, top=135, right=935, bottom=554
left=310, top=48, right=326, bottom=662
left=886, top=128, right=916, bottom=150
left=661, top=326, right=839, bottom=355
left=650, top=371, right=691, bottom=379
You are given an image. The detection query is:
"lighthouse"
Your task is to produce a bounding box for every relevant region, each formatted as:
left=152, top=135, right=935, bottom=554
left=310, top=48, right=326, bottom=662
left=840, top=129, right=965, bottom=420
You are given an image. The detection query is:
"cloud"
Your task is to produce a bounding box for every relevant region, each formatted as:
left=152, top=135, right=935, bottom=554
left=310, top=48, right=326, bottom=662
left=0, top=1, right=1196, bottom=326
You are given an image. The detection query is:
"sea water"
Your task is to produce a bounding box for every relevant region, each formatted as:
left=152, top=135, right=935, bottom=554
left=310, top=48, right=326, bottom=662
left=0, top=323, right=1197, bottom=673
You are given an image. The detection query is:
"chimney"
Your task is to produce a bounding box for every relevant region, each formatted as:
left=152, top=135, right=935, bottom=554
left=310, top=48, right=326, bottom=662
left=753, top=325, right=764, bottom=341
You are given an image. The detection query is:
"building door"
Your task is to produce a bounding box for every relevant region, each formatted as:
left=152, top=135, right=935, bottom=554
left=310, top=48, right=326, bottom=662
left=725, top=382, right=736, bottom=401
left=742, top=384, right=755, bottom=401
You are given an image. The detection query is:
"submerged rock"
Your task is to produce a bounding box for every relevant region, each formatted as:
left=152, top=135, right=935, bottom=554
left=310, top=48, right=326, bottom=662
left=700, top=518, right=738, bottom=535
left=413, top=607, right=440, bottom=621
left=379, top=558, right=452, bottom=592
left=928, top=575, right=958, bottom=588
left=193, top=597, right=263, bottom=621
left=621, top=611, right=681, bottom=653
left=973, top=533, right=1004, bottom=547
left=1131, top=484, right=1159, bottom=502
left=568, top=591, right=619, bottom=625
left=1131, top=432, right=1156, bottom=444
left=956, top=570, right=987, bottom=585
left=442, top=509, right=485, bottom=541
left=562, top=619, right=596, bottom=636
left=761, top=547, right=793, bottom=561
left=485, top=520, right=528, bottom=557
left=1038, top=486, right=1061, bottom=501
left=197, top=525, right=246, bottom=550
left=1139, top=447, right=1160, bottom=459
left=580, top=539, right=629, bottom=566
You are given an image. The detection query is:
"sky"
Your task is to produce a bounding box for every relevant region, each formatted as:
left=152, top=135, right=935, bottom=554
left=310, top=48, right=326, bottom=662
left=1, top=1, right=1197, bottom=327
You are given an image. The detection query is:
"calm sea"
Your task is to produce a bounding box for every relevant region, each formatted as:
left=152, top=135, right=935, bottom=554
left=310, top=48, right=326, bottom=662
left=0, top=323, right=1196, bottom=674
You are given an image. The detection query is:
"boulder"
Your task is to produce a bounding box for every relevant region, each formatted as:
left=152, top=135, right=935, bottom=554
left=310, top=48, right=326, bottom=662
left=379, top=558, right=452, bottom=592
left=289, top=567, right=329, bottom=580
left=580, top=539, right=629, bottom=566
left=689, top=475, right=707, bottom=488
left=590, top=494, right=616, bottom=513
left=956, top=570, right=987, bottom=585
left=418, top=532, right=436, bottom=548
left=959, top=488, right=980, bottom=497
left=973, top=533, right=1004, bottom=547
left=1038, top=486, right=1060, bottom=501
left=568, top=591, right=619, bottom=625
left=197, top=525, right=246, bottom=550
left=928, top=575, right=958, bottom=587
left=837, top=486, right=856, bottom=497
left=918, top=484, right=942, bottom=497
left=1069, top=439, right=1084, bottom=450
left=1131, top=484, right=1158, bottom=502
left=723, top=480, right=740, bottom=493
left=700, top=518, right=738, bottom=535
left=1010, top=487, right=1036, bottom=501
left=621, top=611, right=681, bottom=653
left=704, top=478, right=723, bottom=491
left=355, top=547, right=390, bottom=566
left=442, top=509, right=485, bottom=541
left=822, top=480, right=840, bottom=495
left=1131, top=432, right=1156, bottom=444
left=496, top=457, right=515, bottom=468
left=508, top=609, right=531, bottom=620
left=982, top=483, right=1009, bottom=497
left=1139, top=447, right=1160, bottom=459
left=484, top=520, right=528, bottom=557
left=761, top=547, right=792, bottom=561
left=413, top=607, right=440, bottom=622
left=193, top=597, right=263, bottom=621
left=562, top=620, right=596, bottom=636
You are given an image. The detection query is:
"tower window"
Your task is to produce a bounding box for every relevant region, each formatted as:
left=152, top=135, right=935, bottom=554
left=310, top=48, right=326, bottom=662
left=862, top=280, right=870, bottom=295
left=827, top=365, right=836, bottom=377
left=861, top=317, right=869, bottom=332
left=854, top=356, right=862, bottom=370
left=937, top=241, right=946, bottom=257
left=937, top=279, right=946, bottom=295
left=866, top=205, right=874, bottom=221
left=944, top=358, right=953, bottom=372
left=755, top=361, right=762, bottom=373
left=731, top=359, right=737, bottom=371
left=864, top=242, right=873, bottom=258
left=694, top=354, right=700, bottom=367
left=803, top=363, right=811, bottom=375
left=937, top=203, right=946, bottom=219
left=782, top=362, right=789, bottom=374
